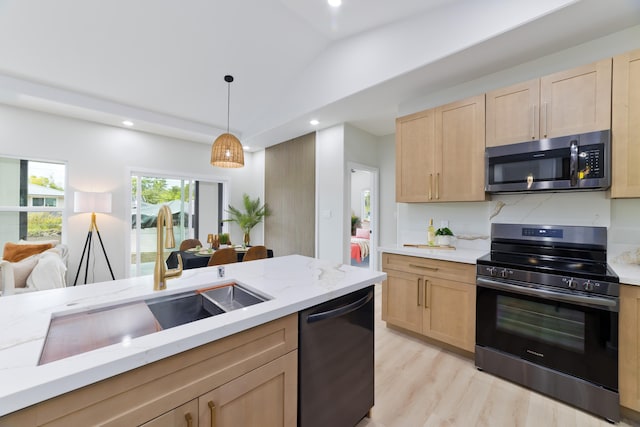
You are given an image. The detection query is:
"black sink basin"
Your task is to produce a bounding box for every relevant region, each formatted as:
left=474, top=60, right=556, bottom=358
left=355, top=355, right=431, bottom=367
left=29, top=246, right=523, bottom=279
left=146, top=292, right=225, bottom=329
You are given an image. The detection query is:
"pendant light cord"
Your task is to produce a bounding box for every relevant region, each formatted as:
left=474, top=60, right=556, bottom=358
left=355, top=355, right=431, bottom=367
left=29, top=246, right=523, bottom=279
left=226, top=81, right=230, bottom=133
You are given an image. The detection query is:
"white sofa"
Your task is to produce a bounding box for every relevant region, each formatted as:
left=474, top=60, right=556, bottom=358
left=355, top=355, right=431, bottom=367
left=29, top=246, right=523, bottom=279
left=0, top=244, right=68, bottom=296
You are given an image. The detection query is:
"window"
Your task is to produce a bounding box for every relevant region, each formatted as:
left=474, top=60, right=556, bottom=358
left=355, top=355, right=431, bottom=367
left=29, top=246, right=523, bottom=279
left=129, top=172, right=226, bottom=277
left=0, top=157, right=66, bottom=249
left=32, top=197, right=57, bottom=207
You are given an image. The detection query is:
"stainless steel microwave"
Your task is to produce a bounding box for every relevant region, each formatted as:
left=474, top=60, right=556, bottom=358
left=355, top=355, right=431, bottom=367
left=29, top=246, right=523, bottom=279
left=485, top=130, right=611, bottom=193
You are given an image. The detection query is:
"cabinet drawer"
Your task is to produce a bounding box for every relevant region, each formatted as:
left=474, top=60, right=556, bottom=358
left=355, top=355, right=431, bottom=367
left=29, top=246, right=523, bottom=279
left=382, top=253, right=475, bottom=283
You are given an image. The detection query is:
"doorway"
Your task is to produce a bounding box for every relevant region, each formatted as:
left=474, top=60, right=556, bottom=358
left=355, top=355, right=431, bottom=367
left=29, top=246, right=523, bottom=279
left=347, top=162, right=378, bottom=270
left=129, top=172, right=227, bottom=277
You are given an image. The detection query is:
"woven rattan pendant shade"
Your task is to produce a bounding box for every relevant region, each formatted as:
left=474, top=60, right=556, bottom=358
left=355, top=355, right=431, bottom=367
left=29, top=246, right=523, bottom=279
left=211, top=132, right=244, bottom=168
left=211, top=74, right=244, bottom=168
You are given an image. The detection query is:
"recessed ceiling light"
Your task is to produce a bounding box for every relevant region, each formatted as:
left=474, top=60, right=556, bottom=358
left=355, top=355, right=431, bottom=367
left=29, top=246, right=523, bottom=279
left=310, top=119, right=319, bottom=126
left=122, top=120, right=134, bottom=126
left=328, top=0, right=341, bottom=7
left=243, top=145, right=250, bottom=151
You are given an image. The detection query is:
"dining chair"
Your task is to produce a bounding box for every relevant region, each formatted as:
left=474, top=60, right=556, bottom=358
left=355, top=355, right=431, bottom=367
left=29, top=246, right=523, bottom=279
left=243, top=245, right=268, bottom=262
left=179, top=239, right=202, bottom=251
left=207, top=247, right=238, bottom=266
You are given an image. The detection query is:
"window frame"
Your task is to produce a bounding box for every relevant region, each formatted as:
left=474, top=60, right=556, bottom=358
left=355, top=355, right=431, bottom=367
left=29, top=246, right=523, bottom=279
left=0, top=155, right=68, bottom=245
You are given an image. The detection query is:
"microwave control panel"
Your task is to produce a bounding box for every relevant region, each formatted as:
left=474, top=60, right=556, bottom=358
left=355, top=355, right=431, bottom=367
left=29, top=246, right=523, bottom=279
left=578, top=145, right=603, bottom=179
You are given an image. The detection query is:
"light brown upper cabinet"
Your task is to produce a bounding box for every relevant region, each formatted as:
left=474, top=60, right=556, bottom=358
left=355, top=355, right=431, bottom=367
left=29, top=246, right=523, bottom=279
left=396, top=94, right=485, bottom=202
left=486, top=59, right=612, bottom=147
left=612, top=48, right=640, bottom=198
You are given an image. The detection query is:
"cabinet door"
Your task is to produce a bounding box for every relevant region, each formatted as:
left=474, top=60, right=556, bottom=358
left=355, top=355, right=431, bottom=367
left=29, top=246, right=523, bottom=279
left=141, top=400, right=198, bottom=427
left=612, top=48, right=640, bottom=198
left=381, top=269, right=423, bottom=333
left=396, top=109, right=436, bottom=202
left=435, top=94, right=486, bottom=202
left=199, top=351, right=297, bottom=427
left=422, top=277, right=475, bottom=352
left=486, top=79, right=540, bottom=147
left=620, top=284, right=640, bottom=411
left=540, top=59, right=612, bottom=138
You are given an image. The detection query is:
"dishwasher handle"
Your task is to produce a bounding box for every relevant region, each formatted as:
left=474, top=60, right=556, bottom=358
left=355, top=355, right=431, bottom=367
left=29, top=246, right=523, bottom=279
left=306, top=290, right=373, bottom=323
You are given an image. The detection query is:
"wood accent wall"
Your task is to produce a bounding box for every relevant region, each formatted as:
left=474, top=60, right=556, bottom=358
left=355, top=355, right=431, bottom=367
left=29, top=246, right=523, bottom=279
left=265, top=133, right=315, bottom=257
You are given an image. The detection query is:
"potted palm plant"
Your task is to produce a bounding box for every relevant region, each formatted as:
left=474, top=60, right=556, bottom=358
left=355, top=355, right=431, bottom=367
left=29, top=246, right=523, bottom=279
left=225, top=194, right=271, bottom=247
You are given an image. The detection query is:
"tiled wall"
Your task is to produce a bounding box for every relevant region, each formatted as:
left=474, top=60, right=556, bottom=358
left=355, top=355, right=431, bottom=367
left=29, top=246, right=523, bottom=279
left=398, top=191, right=639, bottom=258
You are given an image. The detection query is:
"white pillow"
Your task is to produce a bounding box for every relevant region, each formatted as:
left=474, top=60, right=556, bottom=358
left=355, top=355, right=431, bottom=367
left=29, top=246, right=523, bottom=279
left=26, top=251, right=67, bottom=291
left=10, top=254, right=40, bottom=288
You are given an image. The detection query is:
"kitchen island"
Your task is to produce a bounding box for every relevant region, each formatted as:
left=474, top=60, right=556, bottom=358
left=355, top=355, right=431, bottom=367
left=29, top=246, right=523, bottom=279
left=0, top=255, right=385, bottom=425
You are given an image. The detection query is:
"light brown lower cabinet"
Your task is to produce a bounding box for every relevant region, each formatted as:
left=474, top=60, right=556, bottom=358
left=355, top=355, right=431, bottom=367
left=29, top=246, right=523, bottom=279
left=0, top=314, right=298, bottom=427
left=381, top=253, right=476, bottom=352
left=620, top=284, right=640, bottom=412
left=199, top=351, right=297, bottom=427
left=141, top=399, right=198, bottom=427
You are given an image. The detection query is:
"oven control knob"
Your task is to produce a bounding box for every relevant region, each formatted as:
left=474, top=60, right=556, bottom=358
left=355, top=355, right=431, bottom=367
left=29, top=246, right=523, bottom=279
left=499, top=268, right=509, bottom=278
left=487, top=267, right=497, bottom=277
left=567, top=278, right=577, bottom=289
left=584, top=280, right=594, bottom=291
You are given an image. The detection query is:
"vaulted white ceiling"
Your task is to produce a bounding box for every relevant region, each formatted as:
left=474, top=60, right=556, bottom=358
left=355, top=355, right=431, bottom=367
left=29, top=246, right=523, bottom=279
left=0, top=0, right=638, bottom=150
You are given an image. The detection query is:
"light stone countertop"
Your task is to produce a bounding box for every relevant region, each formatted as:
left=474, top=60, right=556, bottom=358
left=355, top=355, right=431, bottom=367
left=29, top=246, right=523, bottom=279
left=0, top=255, right=386, bottom=416
left=379, top=245, right=640, bottom=286
left=610, top=262, right=640, bottom=286
left=378, top=244, right=488, bottom=265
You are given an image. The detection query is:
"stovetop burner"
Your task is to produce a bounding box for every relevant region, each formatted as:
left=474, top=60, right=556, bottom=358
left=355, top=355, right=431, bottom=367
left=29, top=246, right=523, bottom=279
left=477, top=223, right=619, bottom=297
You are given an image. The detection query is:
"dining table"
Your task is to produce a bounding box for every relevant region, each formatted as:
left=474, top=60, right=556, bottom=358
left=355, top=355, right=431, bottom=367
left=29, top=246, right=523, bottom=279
left=166, top=247, right=274, bottom=270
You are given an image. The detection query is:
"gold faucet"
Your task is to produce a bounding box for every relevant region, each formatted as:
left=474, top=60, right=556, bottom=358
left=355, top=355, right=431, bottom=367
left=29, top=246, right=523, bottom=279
left=154, top=205, right=183, bottom=290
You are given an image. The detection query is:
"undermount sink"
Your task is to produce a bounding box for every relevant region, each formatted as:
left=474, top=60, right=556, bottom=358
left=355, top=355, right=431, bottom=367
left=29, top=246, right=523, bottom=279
left=200, top=284, right=268, bottom=312
left=145, top=283, right=268, bottom=329
left=39, top=283, right=270, bottom=364
left=145, top=292, right=224, bottom=329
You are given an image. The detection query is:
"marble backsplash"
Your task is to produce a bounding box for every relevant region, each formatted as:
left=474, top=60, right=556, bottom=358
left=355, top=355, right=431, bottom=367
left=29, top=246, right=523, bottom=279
left=398, top=191, right=640, bottom=264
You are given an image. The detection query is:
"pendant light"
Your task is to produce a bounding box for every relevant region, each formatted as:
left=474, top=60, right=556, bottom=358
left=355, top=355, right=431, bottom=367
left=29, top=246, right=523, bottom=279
left=211, top=75, right=244, bottom=168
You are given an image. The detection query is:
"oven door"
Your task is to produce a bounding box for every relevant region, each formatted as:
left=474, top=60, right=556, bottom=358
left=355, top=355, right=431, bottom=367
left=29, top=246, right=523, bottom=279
left=476, top=277, right=618, bottom=391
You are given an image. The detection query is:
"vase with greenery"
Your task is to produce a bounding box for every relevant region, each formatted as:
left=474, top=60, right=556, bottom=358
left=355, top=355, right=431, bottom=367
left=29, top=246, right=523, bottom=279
left=225, top=194, right=271, bottom=247
left=435, top=227, right=454, bottom=246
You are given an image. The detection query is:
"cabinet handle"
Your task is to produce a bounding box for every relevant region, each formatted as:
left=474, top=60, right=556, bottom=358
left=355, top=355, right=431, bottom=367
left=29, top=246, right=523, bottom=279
left=409, top=263, right=438, bottom=271
left=208, top=401, right=216, bottom=427
left=436, top=173, right=440, bottom=200
left=185, top=413, right=193, bottom=427
left=428, top=174, right=433, bottom=200
left=542, top=102, right=548, bottom=138
left=425, top=280, right=431, bottom=308
left=531, top=104, right=536, bottom=139
left=417, top=277, right=422, bottom=306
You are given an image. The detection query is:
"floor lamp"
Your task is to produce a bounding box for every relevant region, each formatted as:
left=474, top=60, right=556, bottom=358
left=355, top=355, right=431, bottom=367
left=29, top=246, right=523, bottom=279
left=73, top=191, right=115, bottom=285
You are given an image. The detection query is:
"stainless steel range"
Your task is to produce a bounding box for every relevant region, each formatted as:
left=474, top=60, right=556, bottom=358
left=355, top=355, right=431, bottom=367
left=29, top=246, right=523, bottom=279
left=475, top=223, right=619, bottom=422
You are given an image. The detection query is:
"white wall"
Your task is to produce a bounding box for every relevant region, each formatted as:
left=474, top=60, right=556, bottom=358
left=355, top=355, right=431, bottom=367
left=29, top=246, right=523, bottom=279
left=316, top=125, right=345, bottom=263
left=0, top=104, right=264, bottom=283
left=400, top=25, right=640, bottom=115
left=376, top=134, right=397, bottom=250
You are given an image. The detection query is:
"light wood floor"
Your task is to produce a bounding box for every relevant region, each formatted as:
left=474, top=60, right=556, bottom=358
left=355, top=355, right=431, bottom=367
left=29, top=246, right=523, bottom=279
left=357, top=284, right=637, bottom=427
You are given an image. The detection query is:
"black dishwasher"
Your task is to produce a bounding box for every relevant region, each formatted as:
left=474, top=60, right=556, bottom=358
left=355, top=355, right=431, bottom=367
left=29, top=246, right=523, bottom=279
left=298, top=286, right=374, bottom=427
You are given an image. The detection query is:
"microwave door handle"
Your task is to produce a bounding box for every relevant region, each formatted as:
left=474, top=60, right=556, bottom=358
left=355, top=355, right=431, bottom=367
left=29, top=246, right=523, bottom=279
left=569, top=139, right=578, bottom=187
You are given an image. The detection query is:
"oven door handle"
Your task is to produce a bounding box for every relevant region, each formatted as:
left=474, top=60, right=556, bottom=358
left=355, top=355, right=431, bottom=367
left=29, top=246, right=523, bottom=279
left=476, top=277, right=618, bottom=311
